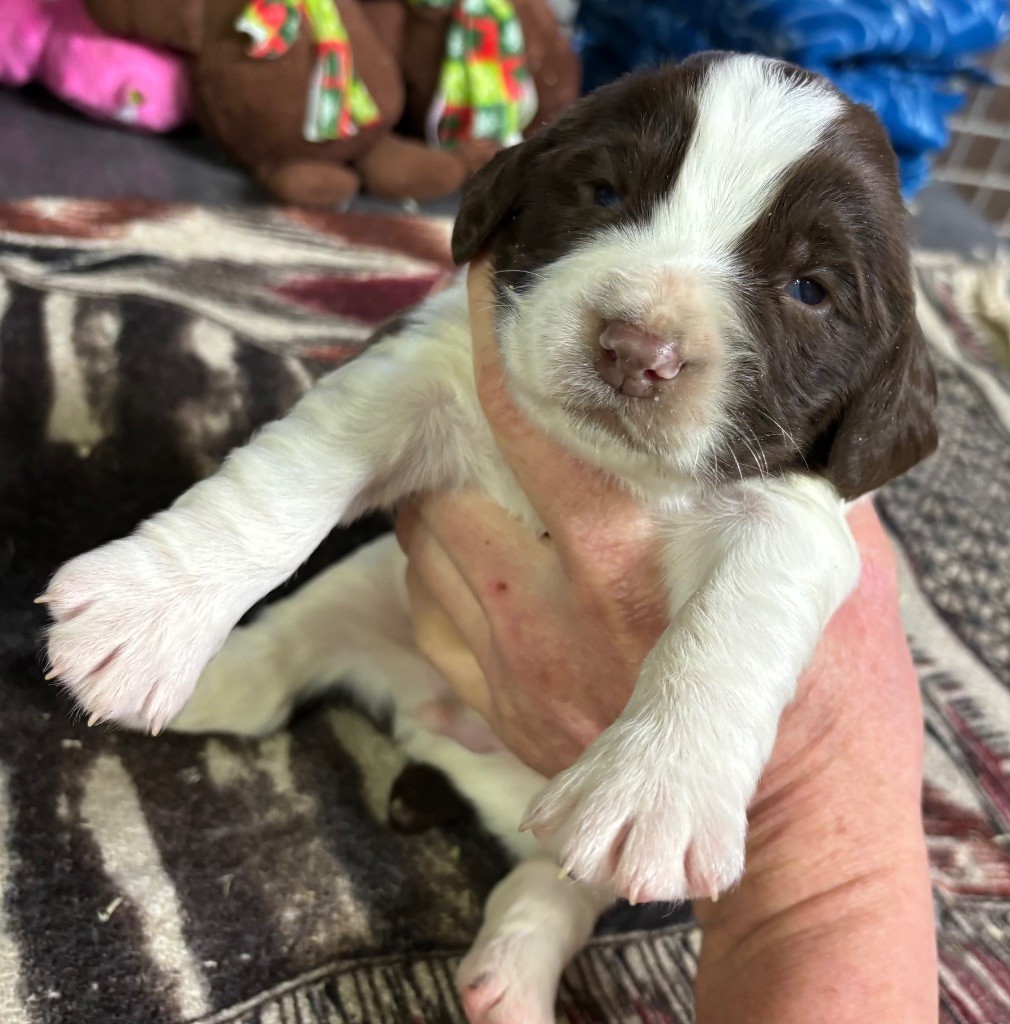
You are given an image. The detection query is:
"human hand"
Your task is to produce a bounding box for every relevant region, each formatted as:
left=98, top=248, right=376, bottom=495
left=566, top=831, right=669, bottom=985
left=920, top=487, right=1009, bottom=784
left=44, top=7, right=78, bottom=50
left=395, top=260, right=937, bottom=1022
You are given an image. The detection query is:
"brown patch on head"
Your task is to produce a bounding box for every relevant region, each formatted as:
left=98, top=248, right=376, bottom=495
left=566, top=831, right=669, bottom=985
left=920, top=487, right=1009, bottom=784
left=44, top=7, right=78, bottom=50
left=723, top=99, right=937, bottom=496
left=451, top=59, right=709, bottom=270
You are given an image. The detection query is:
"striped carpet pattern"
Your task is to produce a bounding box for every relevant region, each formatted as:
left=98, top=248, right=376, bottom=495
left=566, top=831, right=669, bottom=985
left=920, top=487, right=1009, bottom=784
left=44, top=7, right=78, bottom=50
left=0, top=198, right=1007, bottom=1023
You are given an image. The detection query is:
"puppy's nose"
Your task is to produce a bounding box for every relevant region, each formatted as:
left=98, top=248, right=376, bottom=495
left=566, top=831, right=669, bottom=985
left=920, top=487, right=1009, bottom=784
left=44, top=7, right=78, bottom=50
left=597, top=320, right=684, bottom=398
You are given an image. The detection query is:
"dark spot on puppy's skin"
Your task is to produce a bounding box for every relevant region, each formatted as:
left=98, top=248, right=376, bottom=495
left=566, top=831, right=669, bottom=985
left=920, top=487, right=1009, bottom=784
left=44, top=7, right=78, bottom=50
left=388, top=762, right=472, bottom=832
left=494, top=581, right=508, bottom=593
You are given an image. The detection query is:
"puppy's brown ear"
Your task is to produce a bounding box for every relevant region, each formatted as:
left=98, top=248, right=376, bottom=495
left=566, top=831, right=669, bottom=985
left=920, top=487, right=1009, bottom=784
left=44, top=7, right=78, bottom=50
left=451, top=139, right=539, bottom=265
left=823, top=320, right=938, bottom=499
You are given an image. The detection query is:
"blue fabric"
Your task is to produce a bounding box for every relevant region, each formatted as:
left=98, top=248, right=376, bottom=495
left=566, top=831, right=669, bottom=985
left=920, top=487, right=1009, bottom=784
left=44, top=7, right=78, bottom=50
left=575, top=0, right=1010, bottom=195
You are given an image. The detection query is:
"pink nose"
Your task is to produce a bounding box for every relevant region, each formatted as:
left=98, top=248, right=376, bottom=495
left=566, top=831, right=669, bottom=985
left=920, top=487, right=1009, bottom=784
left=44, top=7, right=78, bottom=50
left=596, top=320, right=684, bottom=398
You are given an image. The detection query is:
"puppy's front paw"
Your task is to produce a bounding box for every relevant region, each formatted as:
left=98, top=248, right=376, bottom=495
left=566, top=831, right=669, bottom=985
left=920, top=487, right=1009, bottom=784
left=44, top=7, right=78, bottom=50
left=42, top=533, right=239, bottom=733
left=523, top=728, right=748, bottom=904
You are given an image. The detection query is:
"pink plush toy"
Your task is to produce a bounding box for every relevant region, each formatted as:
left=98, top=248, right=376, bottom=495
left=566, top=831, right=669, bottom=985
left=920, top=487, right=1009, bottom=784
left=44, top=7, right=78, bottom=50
left=0, top=0, right=191, bottom=132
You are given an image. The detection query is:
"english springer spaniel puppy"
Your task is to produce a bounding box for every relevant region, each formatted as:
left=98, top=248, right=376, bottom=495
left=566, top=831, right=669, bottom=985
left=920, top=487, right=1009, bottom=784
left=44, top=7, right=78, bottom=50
left=41, top=53, right=936, bottom=1024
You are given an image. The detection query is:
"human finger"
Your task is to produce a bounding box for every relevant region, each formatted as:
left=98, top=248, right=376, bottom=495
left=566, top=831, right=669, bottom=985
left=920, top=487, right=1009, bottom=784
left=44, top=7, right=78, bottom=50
left=396, top=501, right=493, bottom=666
left=466, top=260, right=652, bottom=576
left=402, top=564, right=494, bottom=722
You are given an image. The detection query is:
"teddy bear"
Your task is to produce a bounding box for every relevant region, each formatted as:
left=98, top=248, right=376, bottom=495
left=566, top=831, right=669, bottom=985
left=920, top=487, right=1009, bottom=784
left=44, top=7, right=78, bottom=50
left=83, top=0, right=580, bottom=205
left=0, top=0, right=191, bottom=133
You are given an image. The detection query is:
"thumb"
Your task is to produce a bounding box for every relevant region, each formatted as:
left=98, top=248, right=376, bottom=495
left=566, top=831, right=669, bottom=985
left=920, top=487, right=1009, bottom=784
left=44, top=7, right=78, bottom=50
left=466, top=259, right=640, bottom=563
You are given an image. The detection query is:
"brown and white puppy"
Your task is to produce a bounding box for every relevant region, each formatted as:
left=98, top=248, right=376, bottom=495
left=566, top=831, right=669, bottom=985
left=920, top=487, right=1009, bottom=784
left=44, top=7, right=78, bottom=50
left=41, top=53, right=936, bottom=1024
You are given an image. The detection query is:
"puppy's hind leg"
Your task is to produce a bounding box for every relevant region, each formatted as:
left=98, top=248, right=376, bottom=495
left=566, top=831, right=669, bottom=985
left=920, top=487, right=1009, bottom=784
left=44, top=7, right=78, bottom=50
left=170, top=534, right=448, bottom=736
left=387, top=732, right=613, bottom=1023
left=458, top=859, right=612, bottom=1024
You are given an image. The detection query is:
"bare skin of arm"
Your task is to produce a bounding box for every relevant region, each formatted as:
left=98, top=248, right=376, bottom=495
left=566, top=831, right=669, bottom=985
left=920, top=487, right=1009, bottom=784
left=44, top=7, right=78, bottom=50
left=395, top=261, right=938, bottom=1024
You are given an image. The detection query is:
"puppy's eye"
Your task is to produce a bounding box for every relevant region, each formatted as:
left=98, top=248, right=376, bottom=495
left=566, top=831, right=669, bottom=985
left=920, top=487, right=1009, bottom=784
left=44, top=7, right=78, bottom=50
left=784, top=278, right=827, bottom=306
left=593, top=183, right=621, bottom=210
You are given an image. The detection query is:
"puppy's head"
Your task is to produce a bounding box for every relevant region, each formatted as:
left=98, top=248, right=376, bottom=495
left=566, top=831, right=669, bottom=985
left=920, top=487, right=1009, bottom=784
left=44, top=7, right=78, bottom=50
left=452, top=52, right=937, bottom=498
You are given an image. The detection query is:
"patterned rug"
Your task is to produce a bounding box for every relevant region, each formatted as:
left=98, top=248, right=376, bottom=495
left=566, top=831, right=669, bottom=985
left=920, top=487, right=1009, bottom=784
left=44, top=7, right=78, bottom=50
left=0, top=198, right=1007, bottom=1024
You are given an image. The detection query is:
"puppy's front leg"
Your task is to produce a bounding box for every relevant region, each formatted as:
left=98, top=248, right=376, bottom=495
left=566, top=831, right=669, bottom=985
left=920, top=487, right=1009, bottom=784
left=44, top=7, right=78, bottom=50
left=524, top=477, right=860, bottom=904
left=43, top=324, right=472, bottom=731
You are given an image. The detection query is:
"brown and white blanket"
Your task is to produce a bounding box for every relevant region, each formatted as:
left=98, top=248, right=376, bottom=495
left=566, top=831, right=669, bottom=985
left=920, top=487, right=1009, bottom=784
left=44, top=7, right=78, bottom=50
left=0, top=198, right=1006, bottom=1024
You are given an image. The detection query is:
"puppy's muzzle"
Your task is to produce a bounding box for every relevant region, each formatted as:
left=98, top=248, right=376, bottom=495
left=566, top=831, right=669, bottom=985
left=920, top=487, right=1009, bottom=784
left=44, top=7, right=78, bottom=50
left=597, top=320, right=685, bottom=399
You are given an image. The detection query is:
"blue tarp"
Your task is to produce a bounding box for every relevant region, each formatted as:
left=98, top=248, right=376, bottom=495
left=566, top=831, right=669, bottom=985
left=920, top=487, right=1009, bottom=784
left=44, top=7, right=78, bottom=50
left=575, top=0, right=1010, bottom=195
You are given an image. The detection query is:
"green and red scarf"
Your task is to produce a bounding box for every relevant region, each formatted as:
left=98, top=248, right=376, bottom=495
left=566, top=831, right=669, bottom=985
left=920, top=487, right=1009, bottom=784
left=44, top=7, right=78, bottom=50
left=237, top=0, right=380, bottom=141
left=237, top=0, right=537, bottom=146
left=411, top=0, right=537, bottom=148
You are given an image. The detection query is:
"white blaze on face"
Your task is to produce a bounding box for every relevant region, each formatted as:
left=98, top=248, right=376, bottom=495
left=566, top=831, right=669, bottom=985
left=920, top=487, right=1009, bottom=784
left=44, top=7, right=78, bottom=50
left=503, top=55, right=848, bottom=488
left=647, top=54, right=844, bottom=276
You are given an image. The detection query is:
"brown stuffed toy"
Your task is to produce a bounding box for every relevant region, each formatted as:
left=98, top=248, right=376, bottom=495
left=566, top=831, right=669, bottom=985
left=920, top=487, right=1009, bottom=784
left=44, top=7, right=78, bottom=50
left=84, top=0, right=579, bottom=205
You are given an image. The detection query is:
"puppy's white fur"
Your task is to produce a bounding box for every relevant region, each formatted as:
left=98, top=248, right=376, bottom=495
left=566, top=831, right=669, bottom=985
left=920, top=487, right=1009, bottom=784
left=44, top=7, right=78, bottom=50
left=45, top=57, right=862, bottom=1024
